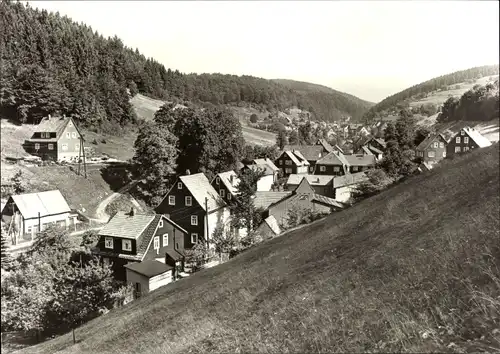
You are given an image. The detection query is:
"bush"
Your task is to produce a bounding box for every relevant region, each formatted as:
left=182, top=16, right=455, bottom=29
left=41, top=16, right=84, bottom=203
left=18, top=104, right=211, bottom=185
left=101, top=138, right=107, bottom=144
left=351, top=168, right=395, bottom=202
left=249, top=114, right=258, bottom=124
left=283, top=205, right=329, bottom=230
left=92, top=139, right=98, bottom=145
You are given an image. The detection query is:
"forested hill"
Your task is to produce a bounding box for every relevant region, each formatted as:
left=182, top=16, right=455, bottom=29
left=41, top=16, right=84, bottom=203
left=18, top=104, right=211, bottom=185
left=363, top=64, right=500, bottom=121
left=0, top=1, right=372, bottom=133
left=272, top=79, right=374, bottom=122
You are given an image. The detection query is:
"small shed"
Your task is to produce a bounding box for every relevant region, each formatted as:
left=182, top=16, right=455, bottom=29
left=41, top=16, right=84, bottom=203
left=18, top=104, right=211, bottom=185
left=124, top=260, right=174, bottom=299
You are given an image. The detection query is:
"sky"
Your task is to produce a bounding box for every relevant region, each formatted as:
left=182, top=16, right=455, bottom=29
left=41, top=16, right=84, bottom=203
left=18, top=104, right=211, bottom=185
left=30, top=1, right=499, bottom=103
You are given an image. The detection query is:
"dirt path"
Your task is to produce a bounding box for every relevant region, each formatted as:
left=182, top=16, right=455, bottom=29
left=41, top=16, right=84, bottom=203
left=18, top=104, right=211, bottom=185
left=92, top=180, right=141, bottom=223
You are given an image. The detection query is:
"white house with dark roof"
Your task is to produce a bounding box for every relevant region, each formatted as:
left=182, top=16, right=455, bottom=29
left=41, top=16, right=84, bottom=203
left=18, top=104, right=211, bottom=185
left=23, top=115, right=84, bottom=162
left=94, top=210, right=187, bottom=282
left=124, top=260, right=175, bottom=299
left=1, top=190, right=75, bottom=245
left=156, top=172, right=230, bottom=249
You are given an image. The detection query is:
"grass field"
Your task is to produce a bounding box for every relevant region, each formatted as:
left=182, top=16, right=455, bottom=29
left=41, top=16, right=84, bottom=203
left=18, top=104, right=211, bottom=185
left=18, top=144, right=500, bottom=353
left=409, top=75, right=499, bottom=108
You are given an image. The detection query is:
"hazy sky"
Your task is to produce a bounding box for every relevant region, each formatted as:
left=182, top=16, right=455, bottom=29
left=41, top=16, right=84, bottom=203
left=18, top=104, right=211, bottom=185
left=30, top=1, right=499, bottom=103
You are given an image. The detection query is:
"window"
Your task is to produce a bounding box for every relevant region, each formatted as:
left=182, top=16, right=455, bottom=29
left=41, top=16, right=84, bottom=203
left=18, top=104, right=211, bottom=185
left=464, top=137, right=469, bottom=144
left=105, top=237, right=113, bottom=249
left=456, top=137, right=461, bottom=143
left=72, top=132, right=77, bottom=138
left=68, top=122, right=73, bottom=127
left=285, top=160, right=292, bottom=165
left=62, top=143, right=68, bottom=151
left=26, top=226, right=32, bottom=234
left=220, top=189, right=225, bottom=197
left=66, top=132, right=71, bottom=139
left=333, top=166, right=340, bottom=172
left=75, top=144, right=80, bottom=151
left=433, top=142, right=438, bottom=148
left=352, top=166, right=358, bottom=172
left=185, top=196, right=192, bottom=206
left=35, top=143, right=40, bottom=150
left=191, top=233, right=198, bottom=244
left=279, top=160, right=283, bottom=165
left=122, top=239, right=132, bottom=251
left=320, top=166, right=326, bottom=172
left=285, top=168, right=292, bottom=174
left=159, top=219, right=163, bottom=228
left=442, top=151, right=446, bottom=157
left=191, top=215, right=198, bottom=226
left=154, top=236, right=160, bottom=249
left=309, top=167, right=314, bottom=172
left=439, top=142, right=444, bottom=148
left=162, top=233, right=168, bottom=246
left=464, top=146, right=470, bottom=152
left=168, top=195, right=175, bottom=205
left=228, top=193, right=232, bottom=200
left=177, top=182, right=183, bottom=189
left=460, top=131, right=465, bottom=135
left=48, top=143, right=54, bottom=150
left=427, top=151, right=435, bottom=158
left=215, top=177, right=220, bottom=185
left=455, top=146, right=461, bottom=153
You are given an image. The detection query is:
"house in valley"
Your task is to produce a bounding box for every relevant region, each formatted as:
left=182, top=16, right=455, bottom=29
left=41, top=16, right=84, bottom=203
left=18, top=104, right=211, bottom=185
left=124, top=260, right=177, bottom=299
left=415, top=133, right=449, bottom=165
left=242, top=158, right=280, bottom=191
left=1, top=190, right=76, bottom=245
left=285, top=174, right=335, bottom=198
left=344, top=154, right=376, bottom=173
left=445, top=127, right=492, bottom=157
left=332, top=172, right=369, bottom=203
left=211, top=170, right=240, bottom=205
left=314, top=151, right=350, bottom=176
left=23, top=115, right=84, bottom=162
left=261, top=178, right=344, bottom=227
left=155, top=172, right=230, bottom=249
left=274, top=150, right=310, bottom=176
left=93, top=210, right=187, bottom=282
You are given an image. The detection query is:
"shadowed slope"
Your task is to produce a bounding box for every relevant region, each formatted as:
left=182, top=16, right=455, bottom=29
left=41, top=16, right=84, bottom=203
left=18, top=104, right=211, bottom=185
left=20, top=145, right=500, bottom=353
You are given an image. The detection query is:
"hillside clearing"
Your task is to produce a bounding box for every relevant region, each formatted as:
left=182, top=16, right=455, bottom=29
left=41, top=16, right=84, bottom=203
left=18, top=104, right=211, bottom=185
left=19, top=144, right=500, bottom=354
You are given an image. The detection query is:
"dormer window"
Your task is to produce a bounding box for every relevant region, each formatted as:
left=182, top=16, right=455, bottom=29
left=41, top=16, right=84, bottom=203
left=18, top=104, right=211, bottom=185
left=122, top=239, right=132, bottom=251
left=105, top=237, right=113, bottom=249
left=215, top=177, right=220, bottom=185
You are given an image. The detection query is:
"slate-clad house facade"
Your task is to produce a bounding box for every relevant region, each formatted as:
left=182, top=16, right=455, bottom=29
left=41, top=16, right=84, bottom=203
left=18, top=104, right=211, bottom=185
left=156, top=172, right=230, bottom=249
left=275, top=150, right=310, bottom=176
left=445, top=126, right=492, bottom=157
left=211, top=170, right=240, bottom=205
left=415, top=133, right=449, bottom=165
left=93, top=211, right=187, bottom=282
left=23, top=115, right=84, bottom=162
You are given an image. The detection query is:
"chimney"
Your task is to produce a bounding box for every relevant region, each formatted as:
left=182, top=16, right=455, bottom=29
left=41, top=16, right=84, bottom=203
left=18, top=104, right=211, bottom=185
left=129, top=207, right=135, bottom=216
left=185, top=169, right=191, bottom=175
left=48, top=114, right=51, bottom=119
left=230, top=175, right=234, bottom=185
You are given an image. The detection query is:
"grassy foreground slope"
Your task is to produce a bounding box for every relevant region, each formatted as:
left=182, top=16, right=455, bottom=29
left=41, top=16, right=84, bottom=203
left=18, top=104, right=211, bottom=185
left=22, top=145, right=500, bottom=353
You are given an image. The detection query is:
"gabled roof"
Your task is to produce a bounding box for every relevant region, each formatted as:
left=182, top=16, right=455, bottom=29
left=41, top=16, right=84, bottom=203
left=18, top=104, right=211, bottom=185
left=371, top=138, right=387, bottom=148
left=333, top=172, right=369, bottom=188
left=416, top=133, right=448, bottom=151
left=246, top=164, right=275, bottom=176
left=8, top=190, right=71, bottom=219
left=253, top=158, right=280, bottom=172
left=264, top=215, right=281, bottom=235
left=344, top=154, right=376, bottom=167
left=282, top=150, right=310, bottom=166
left=282, top=145, right=325, bottom=161
left=286, top=174, right=334, bottom=186
left=179, top=173, right=227, bottom=213
left=124, top=260, right=173, bottom=278
left=29, top=116, right=82, bottom=142
left=253, top=191, right=292, bottom=210
left=360, top=146, right=374, bottom=155
left=214, top=171, right=240, bottom=196
left=367, top=144, right=383, bottom=155
left=99, top=212, right=155, bottom=240
left=316, top=151, right=350, bottom=166
left=316, top=139, right=334, bottom=153
left=461, top=127, right=492, bottom=148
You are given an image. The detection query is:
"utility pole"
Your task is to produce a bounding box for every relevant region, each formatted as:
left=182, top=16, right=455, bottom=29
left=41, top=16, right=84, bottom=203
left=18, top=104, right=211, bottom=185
left=77, top=137, right=81, bottom=176
left=81, top=137, right=87, bottom=179
left=205, top=197, right=209, bottom=251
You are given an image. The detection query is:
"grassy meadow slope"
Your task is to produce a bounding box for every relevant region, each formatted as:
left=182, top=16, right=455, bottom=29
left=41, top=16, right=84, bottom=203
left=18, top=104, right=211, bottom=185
left=21, top=144, right=500, bottom=354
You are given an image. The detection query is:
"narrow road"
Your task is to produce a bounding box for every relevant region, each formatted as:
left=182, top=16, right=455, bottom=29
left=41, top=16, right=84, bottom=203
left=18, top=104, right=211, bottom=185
left=92, top=180, right=141, bottom=223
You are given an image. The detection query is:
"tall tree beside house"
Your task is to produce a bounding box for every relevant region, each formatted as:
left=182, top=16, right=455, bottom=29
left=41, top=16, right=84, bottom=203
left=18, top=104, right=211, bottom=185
left=211, top=222, right=237, bottom=261
left=184, top=242, right=209, bottom=273
left=414, top=126, right=432, bottom=147
left=231, top=168, right=265, bottom=233
left=288, top=130, right=300, bottom=145
left=11, top=170, right=26, bottom=195
left=153, top=102, right=178, bottom=131
left=173, top=106, right=244, bottom=180
left=379, top=120, right=417, bottom=177
left=276, top=129, right=288, bottom=150
left=133, top=121, right=179, bottom=206
left=1, top=231, right=12, bottom=270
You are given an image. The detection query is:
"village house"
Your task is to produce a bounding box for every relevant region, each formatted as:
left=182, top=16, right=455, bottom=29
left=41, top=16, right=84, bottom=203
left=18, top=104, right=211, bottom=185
left=155, top=172, right=230, bottom=249
left=344, top=154, right=377, bottom=173
left=1, top=190, right=76, bottom=245
left=93, top=210, right=187, bottom=283
left=260, top=178, right=344, bottom=227
left=211, top=170, right=240, bottom=205
left=445, top=126, right=492, bottom=157
left=415, top=133, right=449, bottom=165
left=357, top=126, right=370, bottom=137
left=23, top=115, right=84, bottom=162
left=244, top=158, right=280, bottom=191
left=281, top=140, right=333, bottom=174
left=124, top=260, right=178, bottom=299
left=331, top=172, right=369, bottom=203
left=314, top=151, right=350, bottom=176
left=285, top=174, right=335, bottom=198
left=274, top=150, right=310, bottom=176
